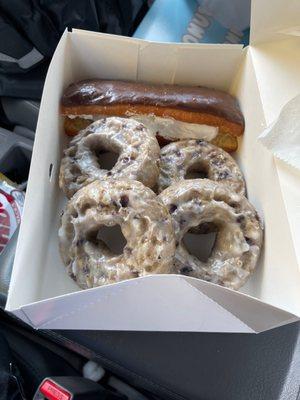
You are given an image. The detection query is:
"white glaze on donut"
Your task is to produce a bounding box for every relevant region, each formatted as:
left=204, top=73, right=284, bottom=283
left=59, top=179, right=176, bottom=289
left=158, top=140, right=245, bottom=195
left=59, top=117, right=160, bottom=198
left=158, top=179, right=263, bottom=290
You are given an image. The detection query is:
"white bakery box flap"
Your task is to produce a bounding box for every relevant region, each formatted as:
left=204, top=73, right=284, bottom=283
left=5, top=21, right=300, bottom=332
left=11, top=276, right=297, bottom=332
left=250, top=0, right=300, bottom=273
left=251, top=36, right=300, bottom=274
left=250, top=0, right=300, bottom=44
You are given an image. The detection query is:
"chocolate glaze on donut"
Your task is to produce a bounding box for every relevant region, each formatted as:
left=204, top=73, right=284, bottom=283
left=61, top=79, right=244, bottom=137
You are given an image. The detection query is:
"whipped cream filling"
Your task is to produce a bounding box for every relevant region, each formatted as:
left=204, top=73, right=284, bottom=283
left=68, top=114, right=95, bottom=120
left=130, top=114, right=218, bottom=141
left=66, top=114, right=219, bottom=141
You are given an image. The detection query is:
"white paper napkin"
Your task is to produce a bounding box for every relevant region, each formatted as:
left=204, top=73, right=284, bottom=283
left=258, top=94, right=300, bottom=170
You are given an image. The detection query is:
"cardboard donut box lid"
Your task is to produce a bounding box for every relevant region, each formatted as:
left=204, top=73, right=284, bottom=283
left=5, top=0, right=300, bottom=332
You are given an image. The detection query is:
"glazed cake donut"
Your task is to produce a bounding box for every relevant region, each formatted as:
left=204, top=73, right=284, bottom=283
left=59, top=179, right=176, bottom=289
left=59, top=117, right=160, bottom=198
left=158, top=140, right=246, bottom=195
left=158, top=179, right=263, bottom=290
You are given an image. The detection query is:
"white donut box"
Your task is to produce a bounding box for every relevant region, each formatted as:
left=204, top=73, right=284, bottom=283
left=6, top=0, right=300, bottom=332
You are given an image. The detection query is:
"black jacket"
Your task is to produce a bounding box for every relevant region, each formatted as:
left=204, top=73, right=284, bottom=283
left=0, top=0, right=147, bottom=99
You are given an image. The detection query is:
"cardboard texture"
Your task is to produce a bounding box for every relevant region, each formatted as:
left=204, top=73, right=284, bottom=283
left=250, top=38, right=300, bottom=271
left=5, top=0, right=300, bottom=332
left=250, top=0, right=300, bottom=44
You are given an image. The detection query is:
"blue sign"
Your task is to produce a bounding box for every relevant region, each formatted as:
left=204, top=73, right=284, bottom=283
left=134, top=0, right=249, bottom=46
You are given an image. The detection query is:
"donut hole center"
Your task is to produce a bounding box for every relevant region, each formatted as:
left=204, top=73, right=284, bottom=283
left=183, top=222, right=219, bottom=262
left=185, top=161, right=209, bottom=180
left=87, top=225, right=127, bottom=255
left=95, top=148, right=120, bottom=171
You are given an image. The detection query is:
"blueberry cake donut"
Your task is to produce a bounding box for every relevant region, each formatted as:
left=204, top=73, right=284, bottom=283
left=158, top=179, right=263, bottom=290
left=59, top=117, right=160, bottom=198
left=59, top=179, right=176, bottom=289
left=158, top=140, right=245, bottom=195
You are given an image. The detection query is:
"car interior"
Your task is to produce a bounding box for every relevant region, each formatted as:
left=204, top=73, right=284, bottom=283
left=0, top=1, right=299, bottom=399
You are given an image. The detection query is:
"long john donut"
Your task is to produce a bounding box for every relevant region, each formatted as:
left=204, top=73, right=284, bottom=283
left=61, top=79, right=244, bottom=152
